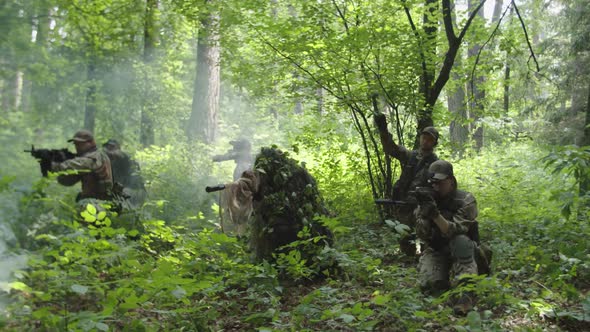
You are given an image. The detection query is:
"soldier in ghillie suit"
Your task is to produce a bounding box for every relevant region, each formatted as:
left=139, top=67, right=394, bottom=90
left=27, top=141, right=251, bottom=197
left=374, top=113, right=439, bottom=257
left=212, top=139, right=253, bottom=181
left=103, top=139, right=147, bottom=207
left=51, top=130, right=113, bottom=207
left=415, top=160, right=491, bottom=315
left=217, top=147, right=333, bottom=278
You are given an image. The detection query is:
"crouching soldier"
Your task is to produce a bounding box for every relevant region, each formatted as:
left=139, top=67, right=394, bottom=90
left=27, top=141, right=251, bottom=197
left=415, top=160, right=491, bottom=315
left=210, top=147, right=334, bottom=280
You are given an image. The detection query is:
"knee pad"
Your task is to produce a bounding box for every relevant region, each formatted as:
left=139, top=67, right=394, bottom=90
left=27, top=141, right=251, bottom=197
left=450, top=235, right=475, bottom=264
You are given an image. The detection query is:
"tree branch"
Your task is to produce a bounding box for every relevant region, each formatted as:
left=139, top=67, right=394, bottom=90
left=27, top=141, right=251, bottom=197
left=511, top=0, right=540, bottom=72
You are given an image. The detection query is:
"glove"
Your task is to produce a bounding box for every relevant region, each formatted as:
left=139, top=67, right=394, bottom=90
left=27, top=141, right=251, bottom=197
left=416, top=218, right=433, bottom=240
left=373, top=113, right=388, bottom=132
left=418, top=200, right=439, bottom=220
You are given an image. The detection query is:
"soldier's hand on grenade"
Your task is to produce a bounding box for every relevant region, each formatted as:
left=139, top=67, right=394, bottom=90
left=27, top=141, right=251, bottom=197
left=374, top=113, right=388, bottom=132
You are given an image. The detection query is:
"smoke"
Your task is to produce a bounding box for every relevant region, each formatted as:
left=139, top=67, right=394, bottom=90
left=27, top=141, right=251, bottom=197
left=0, top=191, right=28, bottom=314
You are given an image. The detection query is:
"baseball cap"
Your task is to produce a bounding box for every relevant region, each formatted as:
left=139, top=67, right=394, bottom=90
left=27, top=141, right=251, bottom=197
left=428, top=160, right=454, bottom=181
left=421, top=126, right=439, bottom=142
left=67, top=129, right=94, bottom=143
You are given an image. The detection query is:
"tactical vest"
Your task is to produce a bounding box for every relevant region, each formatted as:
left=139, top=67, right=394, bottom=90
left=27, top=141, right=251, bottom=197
left=429, top=190, right=480, bottom=250
left=392, top=150, right=438, bottom=200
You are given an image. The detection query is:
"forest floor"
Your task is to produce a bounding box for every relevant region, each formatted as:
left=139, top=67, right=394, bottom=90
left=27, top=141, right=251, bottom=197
left=218, top=221, right=590, bottom=331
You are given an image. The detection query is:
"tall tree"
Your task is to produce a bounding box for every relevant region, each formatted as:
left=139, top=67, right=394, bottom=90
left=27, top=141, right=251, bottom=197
left=187, top=0, right=221, bottom=143
left=467, top=0, right=486, bottom=150
left=140, top=0, right=159, bottom=147
left=447, top=0, right=469, bottom=154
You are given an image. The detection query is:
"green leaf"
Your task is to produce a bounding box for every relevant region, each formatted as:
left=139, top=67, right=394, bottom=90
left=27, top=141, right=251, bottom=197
left=97, top=211, right=107, bottom=220
left=371, top=294, right=391, bottom=306
left=8, top=281, right=31, bottom=292
left=71, top=284, right=89, bottom=295
left=95, top=322, right=109, bottom=331
left=81, top=210, right=97, bottom=222
left=86, top=203, right=97, bottom=215
left=339, top=313, right=355, bottom=323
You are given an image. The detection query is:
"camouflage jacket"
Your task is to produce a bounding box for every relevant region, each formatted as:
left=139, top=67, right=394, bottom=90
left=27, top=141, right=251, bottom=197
left=416, top=189, right=479, bottom=250
left=52, top=147, right=113, bottom=200
left=390, top=148, right=438, bottom=202
left=106, top=150, right=144, bottom=190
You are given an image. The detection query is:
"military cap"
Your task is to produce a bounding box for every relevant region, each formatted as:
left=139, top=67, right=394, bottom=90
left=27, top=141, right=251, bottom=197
left=421, top=126, right=439, bottom=142
left=428, top=160, right=454, bottom=181
left=103, top=139, right=121, bottom=149
left=68, top=129, right=94, bottom=143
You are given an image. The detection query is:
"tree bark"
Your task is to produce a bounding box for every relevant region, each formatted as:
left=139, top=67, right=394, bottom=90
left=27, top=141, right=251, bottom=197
left=30, top=1, right=51, bottom=116
left=415, top=0, right=438, bottom=148
left=140, top=0, right=158, bottom=147
left=187, top=1, right=220, bottom=144
left=448, top=0, right=469, bottom=155
left=467, top=0, right=485, bottom=151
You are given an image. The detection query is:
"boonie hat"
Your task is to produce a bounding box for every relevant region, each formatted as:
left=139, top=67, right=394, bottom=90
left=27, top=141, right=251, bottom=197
left=421, top=126, right=439, bottom=142
left=429, top=160, right=454, bottom=181
left=68, top=129, right=94, bottom=143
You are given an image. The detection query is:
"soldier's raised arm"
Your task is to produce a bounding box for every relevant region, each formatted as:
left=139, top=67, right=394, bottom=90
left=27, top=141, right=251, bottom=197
left=373, top=113, right=411, bottom=162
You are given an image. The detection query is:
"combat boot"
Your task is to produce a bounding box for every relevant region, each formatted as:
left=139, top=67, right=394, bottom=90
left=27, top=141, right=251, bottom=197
left=452, top=292, right=476, bottom=315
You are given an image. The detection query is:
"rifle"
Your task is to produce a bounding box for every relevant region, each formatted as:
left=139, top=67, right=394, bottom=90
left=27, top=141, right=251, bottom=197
left=205, top=184, right=226, bottom=193
left=374, top=186, right=435, bottom=206
left=25, top=145, right=76, bottom=177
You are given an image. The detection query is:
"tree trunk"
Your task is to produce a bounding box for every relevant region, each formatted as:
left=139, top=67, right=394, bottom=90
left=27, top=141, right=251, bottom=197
left=503, top=62, right=510, bottom=112
left=580, top=81, right=590, bottom=196
left=448, top=0, right=469, bottom=155
left=414, top=0, right=438, bottom=148
left=30, top=1, right=51, bottom=117
left=316, top=87, right=324, bottom=115
left=467, top=0, right=485, bottom=151
left=84, top=60, right=97, bottom=132
left=1, top=71, right=18, bottom=112
left=187, top=2, right=220, bottom=144
left=140, top=0, right=158, bottom=147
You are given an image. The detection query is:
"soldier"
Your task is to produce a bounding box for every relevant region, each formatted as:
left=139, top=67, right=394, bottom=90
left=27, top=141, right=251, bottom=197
left=51, top=130, right=113, bottom=205
left=103, top=139, right=146, bottom=207
left=415, top=160, right=490, bottom=315
left=213, top=147, right=333, bottom=278
left=374, top=113, right=439, bottom=256
left=212, top=139, right=253, bottom=181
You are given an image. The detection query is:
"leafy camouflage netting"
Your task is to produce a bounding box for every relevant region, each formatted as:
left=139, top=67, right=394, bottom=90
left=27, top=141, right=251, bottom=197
left=250, top=147, right=333, bottom=269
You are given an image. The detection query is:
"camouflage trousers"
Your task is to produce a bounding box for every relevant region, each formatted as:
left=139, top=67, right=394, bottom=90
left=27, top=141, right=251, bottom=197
left=417, top=235, right=478, bottom=294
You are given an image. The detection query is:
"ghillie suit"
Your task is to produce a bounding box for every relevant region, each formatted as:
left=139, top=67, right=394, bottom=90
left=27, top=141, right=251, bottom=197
left=219, top=147, right=334, bottom=278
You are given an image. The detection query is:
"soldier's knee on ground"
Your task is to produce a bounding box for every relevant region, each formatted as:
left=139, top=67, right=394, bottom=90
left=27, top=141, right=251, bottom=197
left=418, top=249, right=450, bottom=294
left=450, top=234, right=475, bottom=264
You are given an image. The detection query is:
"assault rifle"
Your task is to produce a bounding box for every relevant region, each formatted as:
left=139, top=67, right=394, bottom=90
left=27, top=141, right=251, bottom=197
left=25, top=145, right=76, bottom=177
left=205, top=184, right=226, bottom=193
left=375, top=186, right=435, bottom=206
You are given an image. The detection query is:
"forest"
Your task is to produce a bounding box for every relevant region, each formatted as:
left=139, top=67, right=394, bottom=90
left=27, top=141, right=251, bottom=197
left=0, top=0, right=589, bottom=331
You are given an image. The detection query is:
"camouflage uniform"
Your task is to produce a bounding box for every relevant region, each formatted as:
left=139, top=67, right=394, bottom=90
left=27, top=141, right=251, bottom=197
left=416, top=189, right=479, bottom=293
left=103, top=139, right=146, bottom=207
left=212, top=139, right=253, bottom=181
left=52, top=147, right=113, bottom=203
